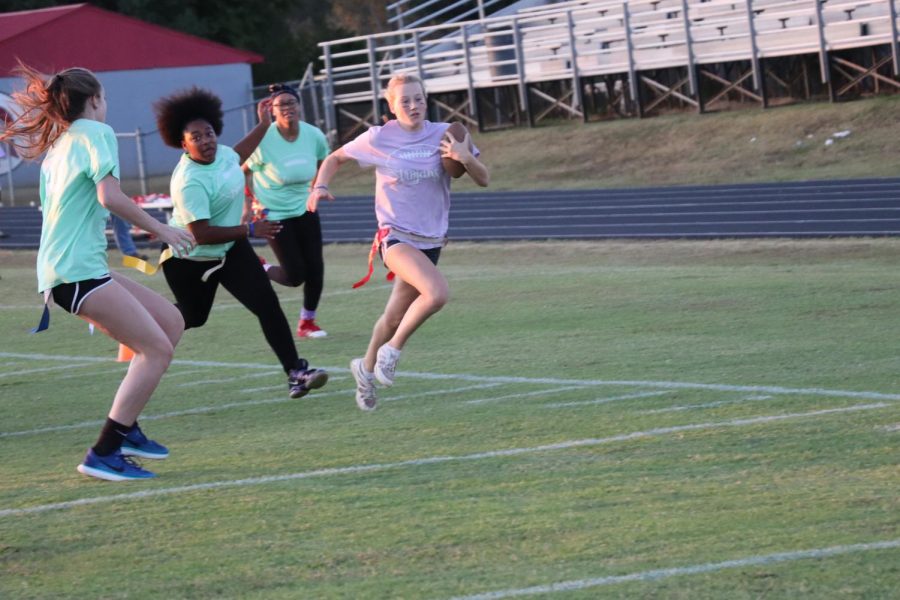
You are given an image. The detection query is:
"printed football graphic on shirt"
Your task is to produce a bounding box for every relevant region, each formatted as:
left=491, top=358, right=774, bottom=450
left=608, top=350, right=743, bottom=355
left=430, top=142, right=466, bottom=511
left=385, top=144, right=442, bottom=185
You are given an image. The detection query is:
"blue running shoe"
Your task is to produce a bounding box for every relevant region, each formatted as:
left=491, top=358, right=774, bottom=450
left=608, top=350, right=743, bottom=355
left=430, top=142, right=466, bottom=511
left=288, top=359, right=329, bottom=399
left=77, top=449, right=156, bottom=481
left=121, top=425, right=169, bottom=459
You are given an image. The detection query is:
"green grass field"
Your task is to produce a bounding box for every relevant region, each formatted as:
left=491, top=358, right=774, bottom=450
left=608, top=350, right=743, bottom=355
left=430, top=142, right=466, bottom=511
left=1, top=240, right=898, bottom=599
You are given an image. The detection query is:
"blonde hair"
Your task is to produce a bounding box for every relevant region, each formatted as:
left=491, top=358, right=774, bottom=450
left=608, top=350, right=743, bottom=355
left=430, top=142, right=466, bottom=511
left=0, top=62, right=101, bottom=159
left=383, top=73, right=426, bottom=105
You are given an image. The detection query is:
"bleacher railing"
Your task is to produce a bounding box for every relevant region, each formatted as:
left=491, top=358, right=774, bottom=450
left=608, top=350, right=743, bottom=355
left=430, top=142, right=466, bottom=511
left=318, top=0, right=900, bottom=137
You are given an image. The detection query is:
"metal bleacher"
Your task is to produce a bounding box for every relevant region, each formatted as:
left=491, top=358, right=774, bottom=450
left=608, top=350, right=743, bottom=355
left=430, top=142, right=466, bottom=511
left=313, top=0, right=900, bottom=139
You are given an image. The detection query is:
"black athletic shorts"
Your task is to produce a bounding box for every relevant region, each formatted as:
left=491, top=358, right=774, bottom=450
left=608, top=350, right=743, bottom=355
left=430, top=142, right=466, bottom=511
left=51, top=275, right=113, bottom=315
left=382, top=238, right=441, bottom=265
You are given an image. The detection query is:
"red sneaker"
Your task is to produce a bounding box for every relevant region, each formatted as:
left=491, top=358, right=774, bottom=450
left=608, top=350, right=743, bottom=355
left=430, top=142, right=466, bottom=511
left=297, top=319, right=327, bottom=339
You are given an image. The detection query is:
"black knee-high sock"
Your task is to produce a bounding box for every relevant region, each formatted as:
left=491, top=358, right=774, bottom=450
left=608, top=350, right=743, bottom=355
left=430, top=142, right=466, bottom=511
left=92, top=418, right=133, bottom=456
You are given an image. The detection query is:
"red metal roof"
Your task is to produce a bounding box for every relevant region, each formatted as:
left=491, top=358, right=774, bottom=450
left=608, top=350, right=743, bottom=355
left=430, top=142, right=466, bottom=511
left=0, top=3, right=262, bottom=75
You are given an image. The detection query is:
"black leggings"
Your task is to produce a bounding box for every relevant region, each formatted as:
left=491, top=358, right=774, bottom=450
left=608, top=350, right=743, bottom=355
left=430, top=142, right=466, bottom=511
left=268, top=211, right=324, bottom=311
left=162, top=237, right=299, bottom=374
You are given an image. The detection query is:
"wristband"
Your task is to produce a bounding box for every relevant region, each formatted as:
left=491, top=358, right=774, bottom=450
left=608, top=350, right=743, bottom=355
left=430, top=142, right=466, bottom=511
left=314, top=184, right=329, bottom=191
left=248, top=222, right=255, bottom=238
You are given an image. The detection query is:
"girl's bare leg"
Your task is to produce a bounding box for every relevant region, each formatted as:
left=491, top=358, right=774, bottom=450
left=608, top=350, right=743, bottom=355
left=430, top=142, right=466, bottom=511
left=78, top=273, right=183, bottom=424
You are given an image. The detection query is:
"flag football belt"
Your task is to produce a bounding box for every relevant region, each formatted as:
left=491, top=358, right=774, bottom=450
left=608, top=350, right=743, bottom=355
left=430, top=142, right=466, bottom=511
left=352, top=227, right=446, bottom=289
left=31, top=251, right=222, bottom=334
left=123, top=249, right=225, bottom=282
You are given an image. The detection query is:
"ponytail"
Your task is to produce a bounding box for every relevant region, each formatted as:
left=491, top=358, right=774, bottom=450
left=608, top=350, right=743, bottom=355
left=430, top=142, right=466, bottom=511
left=0, top=62, right=102, bottom=159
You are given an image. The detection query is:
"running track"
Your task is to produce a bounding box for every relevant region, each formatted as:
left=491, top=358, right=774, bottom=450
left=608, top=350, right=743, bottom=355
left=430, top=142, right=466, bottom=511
left=3, top=177, right=900, bottom=249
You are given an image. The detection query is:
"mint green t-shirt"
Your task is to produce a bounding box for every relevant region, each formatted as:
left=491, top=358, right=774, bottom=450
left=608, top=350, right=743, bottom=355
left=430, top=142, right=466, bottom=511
left=36, top=119, right=119, bottom=292
left=245, top=122, right=329, bottom=221
left=169, top=145, right=245, bottom=259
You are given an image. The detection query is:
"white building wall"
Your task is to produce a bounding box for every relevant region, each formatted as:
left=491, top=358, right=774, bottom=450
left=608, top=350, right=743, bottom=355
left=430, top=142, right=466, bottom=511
left=1, top=62, right=255, bottom=190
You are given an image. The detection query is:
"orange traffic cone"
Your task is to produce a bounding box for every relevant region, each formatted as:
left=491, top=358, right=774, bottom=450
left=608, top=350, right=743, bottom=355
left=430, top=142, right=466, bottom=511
left=116, top=343, right=135, bottom=362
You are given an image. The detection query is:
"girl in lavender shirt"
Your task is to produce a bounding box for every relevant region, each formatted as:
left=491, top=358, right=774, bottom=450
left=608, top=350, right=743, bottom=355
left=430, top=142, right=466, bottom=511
left=308, top=73, right=489, bottom=411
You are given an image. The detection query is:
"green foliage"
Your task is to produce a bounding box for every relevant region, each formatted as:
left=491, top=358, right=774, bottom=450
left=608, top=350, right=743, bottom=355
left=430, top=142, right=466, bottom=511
left=0, top=0, right=360, bottom=82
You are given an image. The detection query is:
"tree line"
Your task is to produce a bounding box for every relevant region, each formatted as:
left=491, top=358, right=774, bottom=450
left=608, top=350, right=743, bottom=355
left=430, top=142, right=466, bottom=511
left=0, top=0, right=388, bottom=83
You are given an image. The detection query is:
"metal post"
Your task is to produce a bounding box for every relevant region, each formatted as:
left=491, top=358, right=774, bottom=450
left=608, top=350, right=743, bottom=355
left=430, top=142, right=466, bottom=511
left=680, top=0, right=700, bottom=108
left=3, top=143, right=14, bottom=206
left=134, top=129, right=147, bottom=196
left=744, top=0, right=761, bottom=89
left=241, top=106, right=250, bottom=135
left=367, top=38, right=381, bottom=126
left=566, top=10, right=584, bottom=120
left=889, top=0, right=900, bottom=75
left=322, top=44, right=338, bottom=145
left=413, top=31, right=426, bottom=83
left=478, top=0, right=486, bottom=21
left=814, top=0, right=832, bottom=86
left=298, top=87, right=308, bottom=123
left=623, top=3, right=642, bottom=117
left=311, top=83, right=323, bottom=132
left=512, top=18, right=533, bottom=127
left=461, top=26, right=481, bottom=130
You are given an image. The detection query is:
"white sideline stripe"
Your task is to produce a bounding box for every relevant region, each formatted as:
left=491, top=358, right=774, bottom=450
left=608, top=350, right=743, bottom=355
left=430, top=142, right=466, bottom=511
left=0, top=382, right=500, bottom=438
left=177, top=370, right=281, bottom=387
left=641, top=394, right=779, bottom=414
left=545, top=390, right=672, bottom=408
left=0, top=403, right=885, bottom=518
left=466, top=386, right=589, bottom=405
left=4, top=352, right=900, bottom=403
left=0, top=362, right=96, bottom=379
left=446, top=539, right=900, bottom=600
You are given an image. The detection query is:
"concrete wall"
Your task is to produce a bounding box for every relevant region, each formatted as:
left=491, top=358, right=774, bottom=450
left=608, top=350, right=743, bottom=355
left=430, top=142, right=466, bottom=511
left=1, top=62, right=255, bottom=193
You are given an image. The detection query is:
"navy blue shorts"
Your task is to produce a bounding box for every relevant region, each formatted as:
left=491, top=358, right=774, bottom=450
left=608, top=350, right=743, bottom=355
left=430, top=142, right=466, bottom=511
left=51, top=275, right=112, bottom=315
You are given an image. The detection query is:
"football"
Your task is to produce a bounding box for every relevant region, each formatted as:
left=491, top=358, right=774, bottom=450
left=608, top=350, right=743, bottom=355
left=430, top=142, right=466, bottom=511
left=441, top=121, right=468, bottom=178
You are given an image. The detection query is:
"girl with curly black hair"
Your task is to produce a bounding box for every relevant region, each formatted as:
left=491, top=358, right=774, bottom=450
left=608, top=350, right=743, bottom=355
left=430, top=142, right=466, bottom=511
left=154, top=87, right=328, bottom=399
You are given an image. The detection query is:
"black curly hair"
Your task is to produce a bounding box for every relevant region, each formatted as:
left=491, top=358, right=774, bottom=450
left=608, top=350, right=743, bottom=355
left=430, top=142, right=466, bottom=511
left=154, top=87, right=223, bottom=148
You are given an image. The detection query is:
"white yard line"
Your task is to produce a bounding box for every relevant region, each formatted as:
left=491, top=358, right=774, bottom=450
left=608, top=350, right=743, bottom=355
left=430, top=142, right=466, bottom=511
left=641, top=394, right=778, bottom=414
left=240, top=375, right=349, bottom=394
left=381, top=382, right=506, bottom=403
left=177, top=371, right=281, bottom=387
left=446, top=539, right=900, bottom=600
left=163, top=368, right=217, bottom=378
left=0, top=382, right=498, bottom=438
left=0, top=362, right=97, bottom=379
left=545, top=391, right=672, bottom=408
left=58, top=367, right=128, bottom=380
left=0, top=403, right=886, bottom=518
left=0, top=388, right=350, bottom=439
left=466, top=386, right=589, bottom=405
left=3, top=352, right=900, bottom=405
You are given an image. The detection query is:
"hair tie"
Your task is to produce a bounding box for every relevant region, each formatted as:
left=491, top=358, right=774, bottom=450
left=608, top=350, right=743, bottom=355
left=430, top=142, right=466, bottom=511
left=268, top=83, right=300, bottom=102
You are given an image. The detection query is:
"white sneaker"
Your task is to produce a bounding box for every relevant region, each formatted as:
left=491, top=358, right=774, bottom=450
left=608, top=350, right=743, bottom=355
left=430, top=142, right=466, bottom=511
left=350, top=358, right=377, bottom=411
left=374, top=344, right=401, bottom=387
